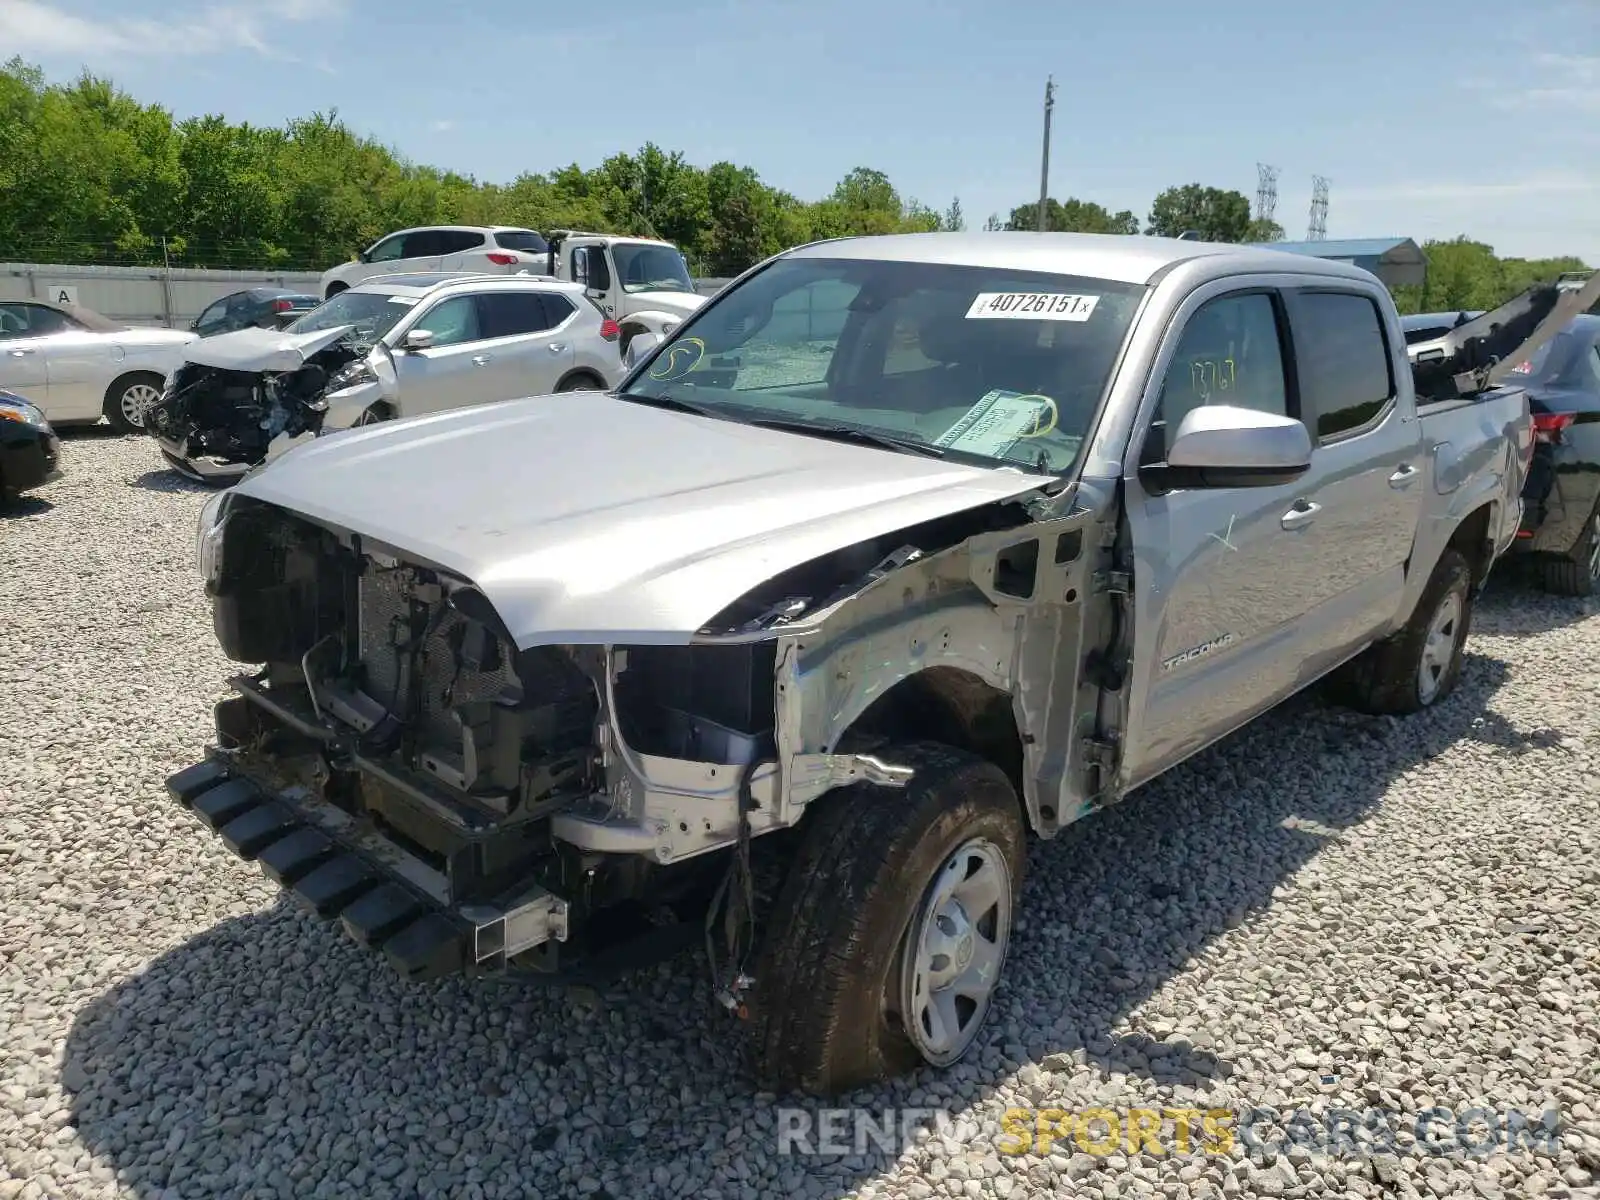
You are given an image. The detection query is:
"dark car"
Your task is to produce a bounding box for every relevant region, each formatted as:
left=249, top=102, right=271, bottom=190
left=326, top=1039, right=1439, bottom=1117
left=1501, top=315, right=1600, bottom=594
left=1403, top=310, right=1600, bottom=595
left=190, top=288, right=320, bottom=337
left=0, top=388, right=61, bottom=504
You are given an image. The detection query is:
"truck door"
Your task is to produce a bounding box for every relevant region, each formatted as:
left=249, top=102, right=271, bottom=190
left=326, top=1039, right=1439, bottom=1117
left=1276, top=286, right=1425, bottom=667
left=568, top=242, right=617, bottom=319
left=1119, top=284, right=1330, bottom=783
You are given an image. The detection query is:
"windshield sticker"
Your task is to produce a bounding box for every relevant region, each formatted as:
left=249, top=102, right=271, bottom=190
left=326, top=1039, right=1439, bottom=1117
left=966, top=292, right=1100, bottom=322
left=647, top=336, right=706, bottom=381
left=934, top=390, right=1058, bottom=456
left=386, top=297, right=418, bottom=307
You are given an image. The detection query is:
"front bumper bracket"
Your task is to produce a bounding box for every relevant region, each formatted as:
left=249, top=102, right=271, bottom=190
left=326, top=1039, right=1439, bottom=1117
left=166, top=757, right=568, bottom=981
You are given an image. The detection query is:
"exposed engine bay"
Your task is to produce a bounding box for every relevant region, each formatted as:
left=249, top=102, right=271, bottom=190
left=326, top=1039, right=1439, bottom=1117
left=197, top=496, right=794, bottom=977
left=146, top=336, right=373, bottom=478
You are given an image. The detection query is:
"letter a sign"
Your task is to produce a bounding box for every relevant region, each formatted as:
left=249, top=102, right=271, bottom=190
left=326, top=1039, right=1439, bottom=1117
left=48, top=285, right=79, bottom=305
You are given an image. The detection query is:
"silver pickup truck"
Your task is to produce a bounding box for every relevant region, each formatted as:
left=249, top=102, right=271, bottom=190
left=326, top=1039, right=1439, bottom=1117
left=167, top=232, right=1567, bottom=1097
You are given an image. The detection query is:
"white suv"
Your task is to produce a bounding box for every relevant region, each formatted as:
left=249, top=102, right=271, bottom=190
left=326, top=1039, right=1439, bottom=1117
left=320, top=227, right=550, bottom=300
left=153, top=272, right=627, bottom=483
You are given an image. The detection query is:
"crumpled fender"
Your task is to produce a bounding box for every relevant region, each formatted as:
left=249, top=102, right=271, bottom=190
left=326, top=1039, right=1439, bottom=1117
left=318, top=347, right=399, bottom=431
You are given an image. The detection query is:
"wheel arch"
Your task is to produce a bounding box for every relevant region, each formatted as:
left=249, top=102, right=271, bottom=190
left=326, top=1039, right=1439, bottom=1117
left=835, top=665, right=1032, bottom=828
left=555, top=368, right=607, bottom=392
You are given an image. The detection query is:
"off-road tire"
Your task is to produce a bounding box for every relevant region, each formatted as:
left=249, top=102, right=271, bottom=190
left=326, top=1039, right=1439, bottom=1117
left=103, top=371, right=164, bottom=433
left=1330, top=548, right=1474, bottom=715
left=746, top=741, right=1026, bottom=1097
left=1536, top=502, right=1600, bottom=597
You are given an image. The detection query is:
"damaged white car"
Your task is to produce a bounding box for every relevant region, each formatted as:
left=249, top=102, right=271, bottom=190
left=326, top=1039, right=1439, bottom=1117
left=166, top=232, right=1565, bottom=1095
left=146, top=273, right=623, bottom=484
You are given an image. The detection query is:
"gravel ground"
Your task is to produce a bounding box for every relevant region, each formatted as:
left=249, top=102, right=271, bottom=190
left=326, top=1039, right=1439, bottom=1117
left=2, top=431, right=1598, bottom=1200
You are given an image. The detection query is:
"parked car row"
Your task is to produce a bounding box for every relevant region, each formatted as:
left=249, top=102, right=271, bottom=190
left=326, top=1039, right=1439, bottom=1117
left=162, top=231, right=1596, bottom=1098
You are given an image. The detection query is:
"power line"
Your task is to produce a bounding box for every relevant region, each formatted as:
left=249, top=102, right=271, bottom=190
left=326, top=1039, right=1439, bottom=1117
left=1307, top=175, right=1330, bottom=241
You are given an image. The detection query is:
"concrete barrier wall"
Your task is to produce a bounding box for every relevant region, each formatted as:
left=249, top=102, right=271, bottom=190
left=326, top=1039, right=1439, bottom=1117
left=2, top=263, right=736, bottom=329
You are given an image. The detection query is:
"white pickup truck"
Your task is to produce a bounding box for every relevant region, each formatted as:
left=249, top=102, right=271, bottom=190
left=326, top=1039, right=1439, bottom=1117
left=319, top=225, right=707, bottom=362
left=167, top=232, right=1564, bottom=1097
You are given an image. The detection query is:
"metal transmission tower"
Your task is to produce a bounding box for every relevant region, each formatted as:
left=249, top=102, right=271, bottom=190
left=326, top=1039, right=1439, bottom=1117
left=1037, top=77, right=1056, bottom=232
left=1307, top=176, right=1330, bottom=241
left=1255, top=163, right=1279, bottom=224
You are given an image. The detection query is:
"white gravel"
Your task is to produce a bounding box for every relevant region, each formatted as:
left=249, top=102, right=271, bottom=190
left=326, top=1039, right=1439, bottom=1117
left=2, top=432, right=1598, bottom=1200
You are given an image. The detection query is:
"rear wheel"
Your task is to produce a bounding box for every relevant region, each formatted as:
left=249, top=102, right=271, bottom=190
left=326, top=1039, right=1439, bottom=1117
left=353, top=404, right=392, bottom=427
left=103, top=372, right=164, bottom=433
left=1537, top=502, right=1600, bottom=597
left=324, top=282, right=348, bottom=301
left=747, top=741, right=1026, bottom=1096
left=556, top=373, right=604, bottom=393
left=1330, top=548, right=1474, bottom=715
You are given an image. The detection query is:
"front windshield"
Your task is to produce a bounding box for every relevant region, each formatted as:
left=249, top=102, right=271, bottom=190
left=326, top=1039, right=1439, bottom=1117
left=618, top=256, right=1146, bottom=473
left=615, top=243, right=694, bottom=294
left=286, top=289, right=417, bottom=341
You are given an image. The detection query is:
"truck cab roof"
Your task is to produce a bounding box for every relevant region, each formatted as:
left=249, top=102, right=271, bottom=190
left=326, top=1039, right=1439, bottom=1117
left=782, top=231, right=1381, bottom=287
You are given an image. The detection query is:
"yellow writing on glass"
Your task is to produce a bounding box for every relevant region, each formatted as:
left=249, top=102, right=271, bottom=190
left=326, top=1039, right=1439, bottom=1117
left=647, top=337, right=707, bottom=382
left=1190, top=357, right=1237, bottom=401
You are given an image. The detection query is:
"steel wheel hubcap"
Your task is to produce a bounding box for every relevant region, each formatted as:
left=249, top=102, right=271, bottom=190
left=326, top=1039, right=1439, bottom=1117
left=1418, top=590, right=1462, bottom=703
left=121, top=383, right=161, bottom=427
left=898, top=837, right=1012, bottom=1067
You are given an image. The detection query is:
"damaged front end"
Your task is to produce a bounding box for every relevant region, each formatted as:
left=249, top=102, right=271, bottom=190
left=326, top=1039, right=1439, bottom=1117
left=147, top=330, right=385, bottom=484
left=170, top=470, right=1110, bottom=988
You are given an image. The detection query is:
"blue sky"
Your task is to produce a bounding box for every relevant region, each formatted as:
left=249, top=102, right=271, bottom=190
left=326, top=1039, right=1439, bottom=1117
left=4, top=0, right=1598, bottom=263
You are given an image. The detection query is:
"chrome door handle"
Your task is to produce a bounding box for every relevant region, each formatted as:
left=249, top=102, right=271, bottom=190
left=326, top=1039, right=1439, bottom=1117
left=471, top=354, right=491, bottom=366
left=1388, top=463, right=1419, bottom=487
left=1281, top=500, right=1322, bottom=530
left=547, top=343, right=566, bottom=353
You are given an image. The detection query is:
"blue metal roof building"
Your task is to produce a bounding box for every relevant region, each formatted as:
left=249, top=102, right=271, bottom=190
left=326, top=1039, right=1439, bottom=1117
left=1253, top=237, right=1428, bottom=288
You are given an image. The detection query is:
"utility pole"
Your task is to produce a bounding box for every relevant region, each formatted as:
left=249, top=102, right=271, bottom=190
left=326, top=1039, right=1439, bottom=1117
left=1037, top=76, right=1055, bottom=232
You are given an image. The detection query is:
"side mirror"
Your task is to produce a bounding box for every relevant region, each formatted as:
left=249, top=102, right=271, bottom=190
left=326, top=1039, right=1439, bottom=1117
left=1154, top=404, right=1312, bottom=489
left=401, top=328, right=435, bottom=351
left=624, top=330, right=663, bottom=367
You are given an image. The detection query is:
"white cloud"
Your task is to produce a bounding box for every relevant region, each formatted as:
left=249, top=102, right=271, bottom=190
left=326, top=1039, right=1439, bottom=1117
left=428, top=119, right=456, bottom=133
left=0, top=0, right=345, bottom=64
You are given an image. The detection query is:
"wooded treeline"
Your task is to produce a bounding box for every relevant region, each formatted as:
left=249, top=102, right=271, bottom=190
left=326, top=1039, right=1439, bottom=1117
left=0, top=59, right=1586, bottom=312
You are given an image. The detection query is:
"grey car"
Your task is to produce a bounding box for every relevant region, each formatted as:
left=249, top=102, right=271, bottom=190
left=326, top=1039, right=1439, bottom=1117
left=164, top=232, right=1558, bottom=1096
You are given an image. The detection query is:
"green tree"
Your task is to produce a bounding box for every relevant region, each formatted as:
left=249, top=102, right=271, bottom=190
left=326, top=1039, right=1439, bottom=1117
left=943, top=196, right=965, bottom=232
left=1146, top=184, right=1253, bottom=242
left=1004, top=197, right=1138, bottom=234
left=1246, top=217, right=1285, bottom=242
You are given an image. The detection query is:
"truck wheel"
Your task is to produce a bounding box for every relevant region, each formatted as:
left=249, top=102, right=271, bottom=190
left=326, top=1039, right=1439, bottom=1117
left=747, top=741, right=1026, bottom=1096
left=1331, top=548, right=1474, bottom=716
left=1537, top=503, right=1600, bottom=597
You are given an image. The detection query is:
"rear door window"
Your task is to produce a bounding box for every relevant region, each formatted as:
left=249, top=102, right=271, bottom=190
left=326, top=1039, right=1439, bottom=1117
left=475, top=292, right=559, bottom=338
left=400, top=230, right=448, bottom=259
left=494, top=230, right=550, bottom=253
left=438, top=230, right=486, bottom=255
left=1286, top=291, right=1395, bottom=443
